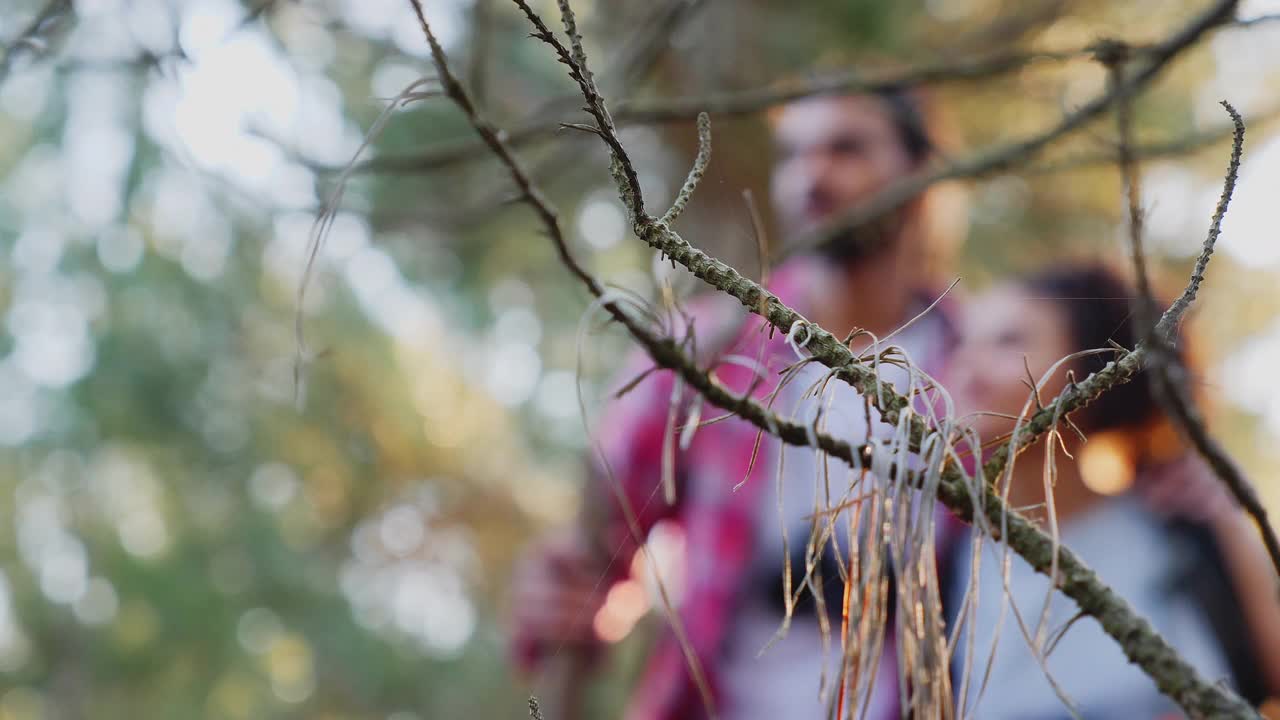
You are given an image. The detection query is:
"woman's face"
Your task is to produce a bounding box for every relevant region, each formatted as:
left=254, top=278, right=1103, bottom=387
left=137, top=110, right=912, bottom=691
left=946, top=284, right=1077, bottom=440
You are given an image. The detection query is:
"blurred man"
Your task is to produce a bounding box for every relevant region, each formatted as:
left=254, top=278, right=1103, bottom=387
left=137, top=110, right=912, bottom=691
left=510, top=90, right=963, bottom=720
left=506, top=81, right=1280, bottom=719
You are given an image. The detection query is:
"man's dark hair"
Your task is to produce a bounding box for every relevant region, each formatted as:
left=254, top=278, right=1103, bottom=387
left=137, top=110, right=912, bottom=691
left=814, top=88, right=935, bottom=264
left=876, top=87, right=933, bottom=166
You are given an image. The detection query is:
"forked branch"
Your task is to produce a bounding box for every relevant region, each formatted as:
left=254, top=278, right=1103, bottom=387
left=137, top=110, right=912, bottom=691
left=402, top=0, right=1263, bottom=716
left=1116, top=97, right=1280, bottom=583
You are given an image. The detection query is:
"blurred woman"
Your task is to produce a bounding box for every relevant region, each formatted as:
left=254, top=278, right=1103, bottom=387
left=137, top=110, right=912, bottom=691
left=944, top=264, right=1280, bottom=718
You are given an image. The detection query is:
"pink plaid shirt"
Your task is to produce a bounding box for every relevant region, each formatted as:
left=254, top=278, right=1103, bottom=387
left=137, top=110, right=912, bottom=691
left=516, top=257, right=959, bottom=719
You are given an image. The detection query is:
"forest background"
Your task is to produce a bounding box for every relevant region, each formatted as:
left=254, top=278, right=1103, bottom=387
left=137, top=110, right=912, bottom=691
left=3, top=0, right=1280, bottom=717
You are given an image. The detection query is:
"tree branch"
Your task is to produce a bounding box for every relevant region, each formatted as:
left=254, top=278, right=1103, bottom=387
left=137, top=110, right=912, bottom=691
left=1124, top=100, right=1280, bottom=583
left=1019, top=105, right=1279, bottom=175
left=391, top=0, right=1264, bottom=715
left=1154, top=100, right=1243, bottom=341
left=410, top=1, right=881, bottom=486
left=351, top=8, right=1267, bottom=176
left=785, top=0, right=1242, bottom=262
left=348, top=45, right=1092, bottom=175
left=659, top=112, right=711, bottom=226
left=497, top=0, right=1260, bottom=716
left=0, top=0, right=72, bottom=84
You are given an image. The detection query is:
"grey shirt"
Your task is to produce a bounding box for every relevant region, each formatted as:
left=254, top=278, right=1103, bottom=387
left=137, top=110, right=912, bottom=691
left=718, top=313, right=949, bottom=720
left=949, top=494, right=1233, bottom=719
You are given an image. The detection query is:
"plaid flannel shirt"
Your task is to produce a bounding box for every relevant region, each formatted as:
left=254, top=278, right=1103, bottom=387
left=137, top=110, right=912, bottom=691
left=516, top=257, right=959, bottom=719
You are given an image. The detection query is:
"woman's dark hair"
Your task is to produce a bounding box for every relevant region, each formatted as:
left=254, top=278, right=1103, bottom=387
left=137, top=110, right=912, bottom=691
left=1019, top=264, right=1181, bottom=434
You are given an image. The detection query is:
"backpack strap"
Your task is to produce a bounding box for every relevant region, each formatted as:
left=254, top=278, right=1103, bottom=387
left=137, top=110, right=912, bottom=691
left=1165, top=519, right=1268, bottom=704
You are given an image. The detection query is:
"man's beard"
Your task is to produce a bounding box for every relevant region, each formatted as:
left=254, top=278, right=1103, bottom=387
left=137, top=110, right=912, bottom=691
left=814, top=209, right=904, bottom=265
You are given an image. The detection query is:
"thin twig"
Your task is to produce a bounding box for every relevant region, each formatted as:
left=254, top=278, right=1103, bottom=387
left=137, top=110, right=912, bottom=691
left=467, top=0, right=495, bottom=107
left=0, top=0, right=72, bottom=84
left=1134, top=102, right=1280, bottom=583
left=1233, top=12, right=1280, bottom=28
left=876, top=277, right=961, bottom=348
left=513, top=0, right=647, bottom=220
left=1107, top=44, right=1159, bottom=339
left=603, top=46, right=1091, bottom=123
left=1155, top=100, right=1243, bottom=340
left=660, top=112, right=711, bottom=226
left=405, top=4, right=596, bottom=300
left=293, top=76, right=442, bottom=406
